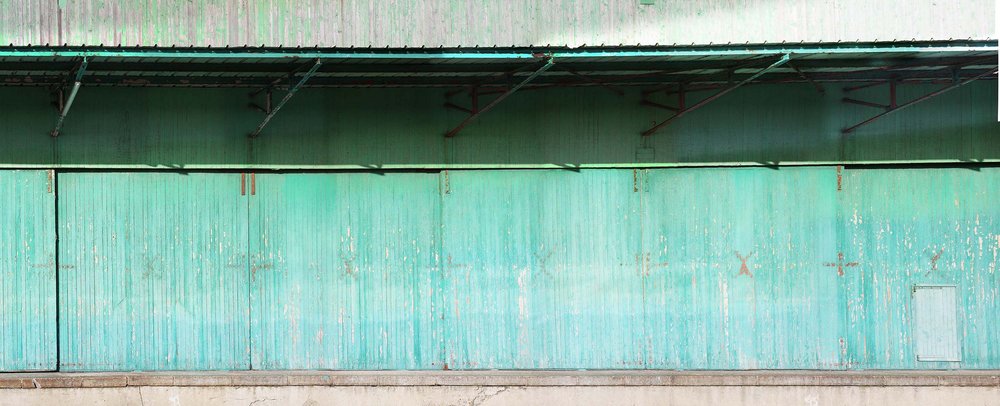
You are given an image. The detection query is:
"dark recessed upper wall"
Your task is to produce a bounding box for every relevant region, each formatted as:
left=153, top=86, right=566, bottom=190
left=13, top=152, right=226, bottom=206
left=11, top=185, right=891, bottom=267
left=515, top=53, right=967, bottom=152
left=0, top=82, right=996, bottom=169
left=0, top=0, right=992, bottom=47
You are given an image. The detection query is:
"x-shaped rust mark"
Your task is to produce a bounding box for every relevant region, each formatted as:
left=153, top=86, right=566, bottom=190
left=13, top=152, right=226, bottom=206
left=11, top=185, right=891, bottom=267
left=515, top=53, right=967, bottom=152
left=734, top=251, right=754, bottom=278
left=926, top=248, right=944, bottom=276
left=824, top=252, right=859, bottom=276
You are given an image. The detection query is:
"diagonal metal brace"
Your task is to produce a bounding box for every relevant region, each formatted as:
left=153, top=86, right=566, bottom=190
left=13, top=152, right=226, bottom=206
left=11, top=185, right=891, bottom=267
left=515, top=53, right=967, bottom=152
left=249, top=59, right=322, bottom=138
left=641, top=54, right=791, bottom=137
left=445, top=59, right=555, bottom=138
left=50, top=57, right=88, bottom=137
left=841, top=67, right=997, bottom=134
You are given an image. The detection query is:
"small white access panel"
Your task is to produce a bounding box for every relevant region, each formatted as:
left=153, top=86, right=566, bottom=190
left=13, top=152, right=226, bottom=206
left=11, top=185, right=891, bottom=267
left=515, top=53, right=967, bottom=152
left=912, top=285, right=961, bottom=362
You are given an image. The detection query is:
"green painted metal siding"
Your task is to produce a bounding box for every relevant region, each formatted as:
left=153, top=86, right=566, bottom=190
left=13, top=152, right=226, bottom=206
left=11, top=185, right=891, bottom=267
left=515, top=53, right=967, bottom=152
left=3, top=166, right=997, bottom=371
left=838, top=167, right=1000, bottom=369
left=249, top=173, right=442, bottom=369
left=0, top=84, right=995, bottom=169
left=0, top=170, right=55, bottom=371
left=57, top=172, right=250, bottom=371
left=440, top=170, right=644, bottom=369
left=641, top=167, right=841, bottom=369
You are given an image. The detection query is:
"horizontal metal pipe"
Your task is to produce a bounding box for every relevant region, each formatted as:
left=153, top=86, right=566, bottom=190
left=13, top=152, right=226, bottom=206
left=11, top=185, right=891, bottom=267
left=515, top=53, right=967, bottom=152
left=1, top=159, right=997, bottom=171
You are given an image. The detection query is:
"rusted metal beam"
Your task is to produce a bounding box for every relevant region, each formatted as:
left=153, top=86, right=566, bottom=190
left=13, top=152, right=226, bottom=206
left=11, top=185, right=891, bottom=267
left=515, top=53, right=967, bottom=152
left=841, top=67, right=997, bottom=134
left=444, top=59, right=554, bottom=138
left=249, top=59, right=322, bottom=138
left=787, top=62, right=825, bottom=94
left=641, top=54, right=790, bottom=137
left=50, top=57, right=88, bottom=137
left=556, top=66, right=625, bottom=96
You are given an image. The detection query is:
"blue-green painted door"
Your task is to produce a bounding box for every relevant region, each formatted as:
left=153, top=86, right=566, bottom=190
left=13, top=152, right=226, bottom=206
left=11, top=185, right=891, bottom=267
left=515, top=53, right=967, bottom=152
left=640, top=167, right=841, bottom=369
left=57, top=172, right=250, bottom=371
left=249, top=173, right=442, bottom=369
left=839, top=167, right=1000, bottom=369
left=0, top=170, right=56, bottom=371
left=440, top=169, right=644, bottom=369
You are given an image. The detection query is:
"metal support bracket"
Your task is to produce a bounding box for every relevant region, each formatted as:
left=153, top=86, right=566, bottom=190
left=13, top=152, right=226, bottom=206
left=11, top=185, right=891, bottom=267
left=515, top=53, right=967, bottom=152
left=248, top=59, right=322, bottom=138
left=841, top=67, right=997, bottom=134
left=787, top=61, right=825, bottom=94
left=641, top=54, right=791, bottom=137
left=50, top=57, right=88, bottom=137
left=249, top=88, right=273, bottom=115
left=444, top=58, right=555, bottom=138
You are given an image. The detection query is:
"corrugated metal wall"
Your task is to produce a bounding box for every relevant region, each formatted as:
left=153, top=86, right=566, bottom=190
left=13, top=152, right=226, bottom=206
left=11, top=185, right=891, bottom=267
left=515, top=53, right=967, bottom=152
left=249, top=173, right=442, bottom=369
left=839, top=168, right=1000, bottom=369
left=0, top=84, right=996, bottom=169
left=57, top=172, right=250, bottom=371
left=641, top=167, right=841, bottom=369
left=0, top=0, right=991, bottom=47
left=0, top=170, right=56, bottom=371
left=0, top=166, right=995, bottom=371
left=441, top=170, right=644, bottom=369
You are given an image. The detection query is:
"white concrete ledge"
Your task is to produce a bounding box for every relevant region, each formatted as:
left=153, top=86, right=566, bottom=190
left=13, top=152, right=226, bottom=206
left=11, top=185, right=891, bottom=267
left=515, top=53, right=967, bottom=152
left=1, top=371, right=998, bottom=389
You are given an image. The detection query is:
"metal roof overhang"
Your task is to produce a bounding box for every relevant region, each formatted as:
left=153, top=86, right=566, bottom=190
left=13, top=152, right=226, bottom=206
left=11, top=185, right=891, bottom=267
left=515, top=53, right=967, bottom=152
left=0, top=41, right=995, bottom=89
left=1, top=41, right=995, bottom=137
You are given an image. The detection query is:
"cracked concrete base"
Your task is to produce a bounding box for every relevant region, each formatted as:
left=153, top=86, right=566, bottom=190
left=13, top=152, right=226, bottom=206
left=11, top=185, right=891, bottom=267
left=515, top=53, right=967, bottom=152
left=1, top=385, right=999, bottom=406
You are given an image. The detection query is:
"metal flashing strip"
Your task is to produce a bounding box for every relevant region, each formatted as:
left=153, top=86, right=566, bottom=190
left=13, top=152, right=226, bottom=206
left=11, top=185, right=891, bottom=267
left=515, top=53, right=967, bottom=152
left=0, top=41, right=993, bottom=60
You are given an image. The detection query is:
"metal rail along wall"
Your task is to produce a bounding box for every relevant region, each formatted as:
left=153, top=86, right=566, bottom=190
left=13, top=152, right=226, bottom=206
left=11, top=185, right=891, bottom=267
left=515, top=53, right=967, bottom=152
left=0, top=166, right=996, bottom=371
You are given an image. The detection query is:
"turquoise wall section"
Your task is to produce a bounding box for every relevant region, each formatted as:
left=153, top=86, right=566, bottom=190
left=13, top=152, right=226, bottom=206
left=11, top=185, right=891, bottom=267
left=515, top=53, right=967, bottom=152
left=0, top=166, right=996, bottom=371
left=441, top=170, right=644, bottom=369
left=0, top=170, right=55, bottom=371
left=249, top=173, right=442, bottom=369
left=641, top=167, right=842, bottom=369
left=57, top=172, right=250, bottom=371
left=839, top=168, right=1000, bottom=369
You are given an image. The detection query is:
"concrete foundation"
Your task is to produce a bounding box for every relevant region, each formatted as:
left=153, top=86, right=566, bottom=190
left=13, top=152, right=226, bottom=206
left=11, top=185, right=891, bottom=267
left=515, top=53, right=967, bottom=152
left=0, top=371, right=997, bottom=405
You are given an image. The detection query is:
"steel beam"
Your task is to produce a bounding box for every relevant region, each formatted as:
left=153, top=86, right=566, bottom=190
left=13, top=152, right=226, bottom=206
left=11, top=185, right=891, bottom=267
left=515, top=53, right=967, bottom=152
left=556, top=66, right=625, bottom=96
left=248, top=59, right=322, bottom=138
left=641, top=54, right=790, bottom=137
left=841, top=67, right=998, bottom=134
left=788, top=62, right=825, bottom=94
left=444, top=59, right=554, bottom=138
left=50, top=58, right=88, bottom=137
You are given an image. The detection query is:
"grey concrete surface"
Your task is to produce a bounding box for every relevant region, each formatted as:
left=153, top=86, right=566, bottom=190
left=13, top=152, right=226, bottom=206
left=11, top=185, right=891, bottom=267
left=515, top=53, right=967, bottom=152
left=1, top=385, right=1000, bottom=406
left=0, top=372, right=998, bottom=405
left=1, top=370, right=999, bottom=388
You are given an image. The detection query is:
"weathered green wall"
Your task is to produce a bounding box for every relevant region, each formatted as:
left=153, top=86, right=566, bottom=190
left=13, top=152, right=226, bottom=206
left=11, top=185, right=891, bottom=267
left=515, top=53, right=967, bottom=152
left=58, top=173, right=250, bottom=371
left=0, top=166, right=988, bottom=371
left=0, top=83, right=996, bottom=169
left=0, top=170, right=55, bottom=371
